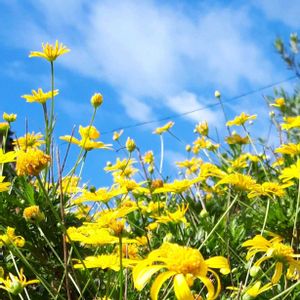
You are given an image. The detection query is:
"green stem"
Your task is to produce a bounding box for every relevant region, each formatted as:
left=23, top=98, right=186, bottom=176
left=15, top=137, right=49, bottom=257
left=159, top=134, right=164, bottom=174
left=291, top=178, right=300, bottom=247
left=119, top=235, right=123, bottom=300
left=198, top=194, right=238, bottom=250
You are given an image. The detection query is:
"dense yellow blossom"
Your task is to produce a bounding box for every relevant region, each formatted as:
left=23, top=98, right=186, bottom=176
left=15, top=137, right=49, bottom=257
left=153, top=178, right=200, bottom=194
left=16, top=148, right=51, bottom=176
left=29, top=40, right=70, bottom=61
left=133, top=243, right=230, bottom=300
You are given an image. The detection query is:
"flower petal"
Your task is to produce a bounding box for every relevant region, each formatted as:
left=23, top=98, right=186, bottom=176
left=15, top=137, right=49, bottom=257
left=198, top=276, right=215, bottom=300
left=173, top=274, right=194, bottom=300
left=150, top=271, right=176, bottom=300
left=133, top=264, right=164, bottom=291
left=205, top=256, right=230, bottom=274
left=272, top=262, right=283, bottom=284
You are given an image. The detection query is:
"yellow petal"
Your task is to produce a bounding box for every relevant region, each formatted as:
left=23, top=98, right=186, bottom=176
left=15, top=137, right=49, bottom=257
left=208, top=269, right=221, bottom=298
left=205, top=256, right=230, bottom=274
left=150, top=271, right=176, bottom=300
left=198, top=276, right=215, bottom=300
left=173, top=274, right=194, bottom=300
left=133, top=264, right=164, bottom=291
left=272, top=262, right=283, bottom=284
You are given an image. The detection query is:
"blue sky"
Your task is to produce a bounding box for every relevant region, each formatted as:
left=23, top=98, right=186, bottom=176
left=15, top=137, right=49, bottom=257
left=0, top=0, right=299, bottom=186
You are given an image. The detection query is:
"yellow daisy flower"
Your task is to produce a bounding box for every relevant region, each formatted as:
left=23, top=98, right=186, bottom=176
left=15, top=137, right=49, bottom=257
left=13, top=132, right=45, bottom=150
left=133, top=243, right=230, bottom=300
left=242, top=234, right=300, bottom=285
left=226, top=112, right=257, bottom=127
left=281, top=116, right=300, bottom=130
left=60, top=125, right=112, bottom=151
left=275, top=143, right=300, bottom=156
left=279, top=159, right=300, bottom=182
left=0, top=176, right=10, bottom=192
left=29, top=40, right=70, bottom=62
left=153, top=121, right=174, bottom=135
left=16, top=148, right=51, bottom=176
left=21, top=88, right=59, bottom=104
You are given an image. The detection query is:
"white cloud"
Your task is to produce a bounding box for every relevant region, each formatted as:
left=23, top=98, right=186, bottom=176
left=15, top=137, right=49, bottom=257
left=120, top=95, right=153, bottom=122
left=0, top=0, right=279, bottom=123
left=165, top=91, right=221, bottom=125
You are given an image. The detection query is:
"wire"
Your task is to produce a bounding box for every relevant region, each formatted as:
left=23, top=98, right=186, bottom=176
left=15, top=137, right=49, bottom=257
left=101, top=75, right=297, bottom=135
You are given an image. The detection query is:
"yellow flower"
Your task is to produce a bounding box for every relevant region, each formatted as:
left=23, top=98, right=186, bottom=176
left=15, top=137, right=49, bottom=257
left=74, top=187, right=124, bottom=204
left=216, top=173, right=256, bottom=191
left=21, top=88, right=59, bottom=104
left=226, top=112, right=257, bottom=127
left=3, top=113, right=17, bottom=123
left=176, top=157, right=203, bottom=175
left=242, top=234, right=300, bottom=285
left=153, top=121, right=174, bottom=135
left=270, top=97, right=285, bottom=109
left=13, top=132, right=45, bottom=150
left=226, top=134, right=250, bottom=145
left=90, top=93, right=103, bottom=108
left=143, top=151, right=154, bottom=164
left=29, top=40, right=70, bottom=61
left=153, top=204, right=189, bottom=225
left=194, top=121, right=209, bottom=136
left=0, top=176, right=10, bottom=192
left=214, top=90, right=221, bottom=98
left=153, top=178, right=200, bottom=194
left=113, top=129, right=124, bottom=141
left=192, top=137, right=219, bottom=154
left=272, top=157, right=284, bottom=168
left=0, top=268, right=39, bottom=295
left=60, top=125, right=112, bottom=151
left=247, top=182, right=290, bottom=199
left=279, top=159, right=300, bottom=182
left=0, top=227, right=25, bottom=248
left=275, top=143, right=300, bottom=156
left=281, top=116, right=300, bottom=130
left=23, top=205, right=45, bottom=223
left=0, top=149, right=16, bottom=164
left=73, top=254, right=137, bottom=271
left=16, top=148, right=51, bottom=176
left=133, top=243, right=230, bottom=300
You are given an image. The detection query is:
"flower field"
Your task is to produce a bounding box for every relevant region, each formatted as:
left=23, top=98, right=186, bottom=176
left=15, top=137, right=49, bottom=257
left=1, top=38, right=300, bottom=299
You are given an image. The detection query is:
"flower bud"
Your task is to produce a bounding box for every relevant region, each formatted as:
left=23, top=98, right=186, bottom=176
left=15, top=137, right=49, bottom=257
left=3, top=113, right=17, bottom=123
left=214, top=90, right=221, bottom=99
left=90, top=93, right=103, bottom=108
left=125, top=137, right=136, bottom=152
left=23, top=205, right=45, bottom=223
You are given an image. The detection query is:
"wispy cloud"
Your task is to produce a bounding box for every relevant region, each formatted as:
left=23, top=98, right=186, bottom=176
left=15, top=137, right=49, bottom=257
left=0, top=0, right=281, bottom=124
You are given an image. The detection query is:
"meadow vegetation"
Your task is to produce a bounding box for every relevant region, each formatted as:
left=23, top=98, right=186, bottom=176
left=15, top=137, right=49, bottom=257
left=0, top=36, right=300, bottom=299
